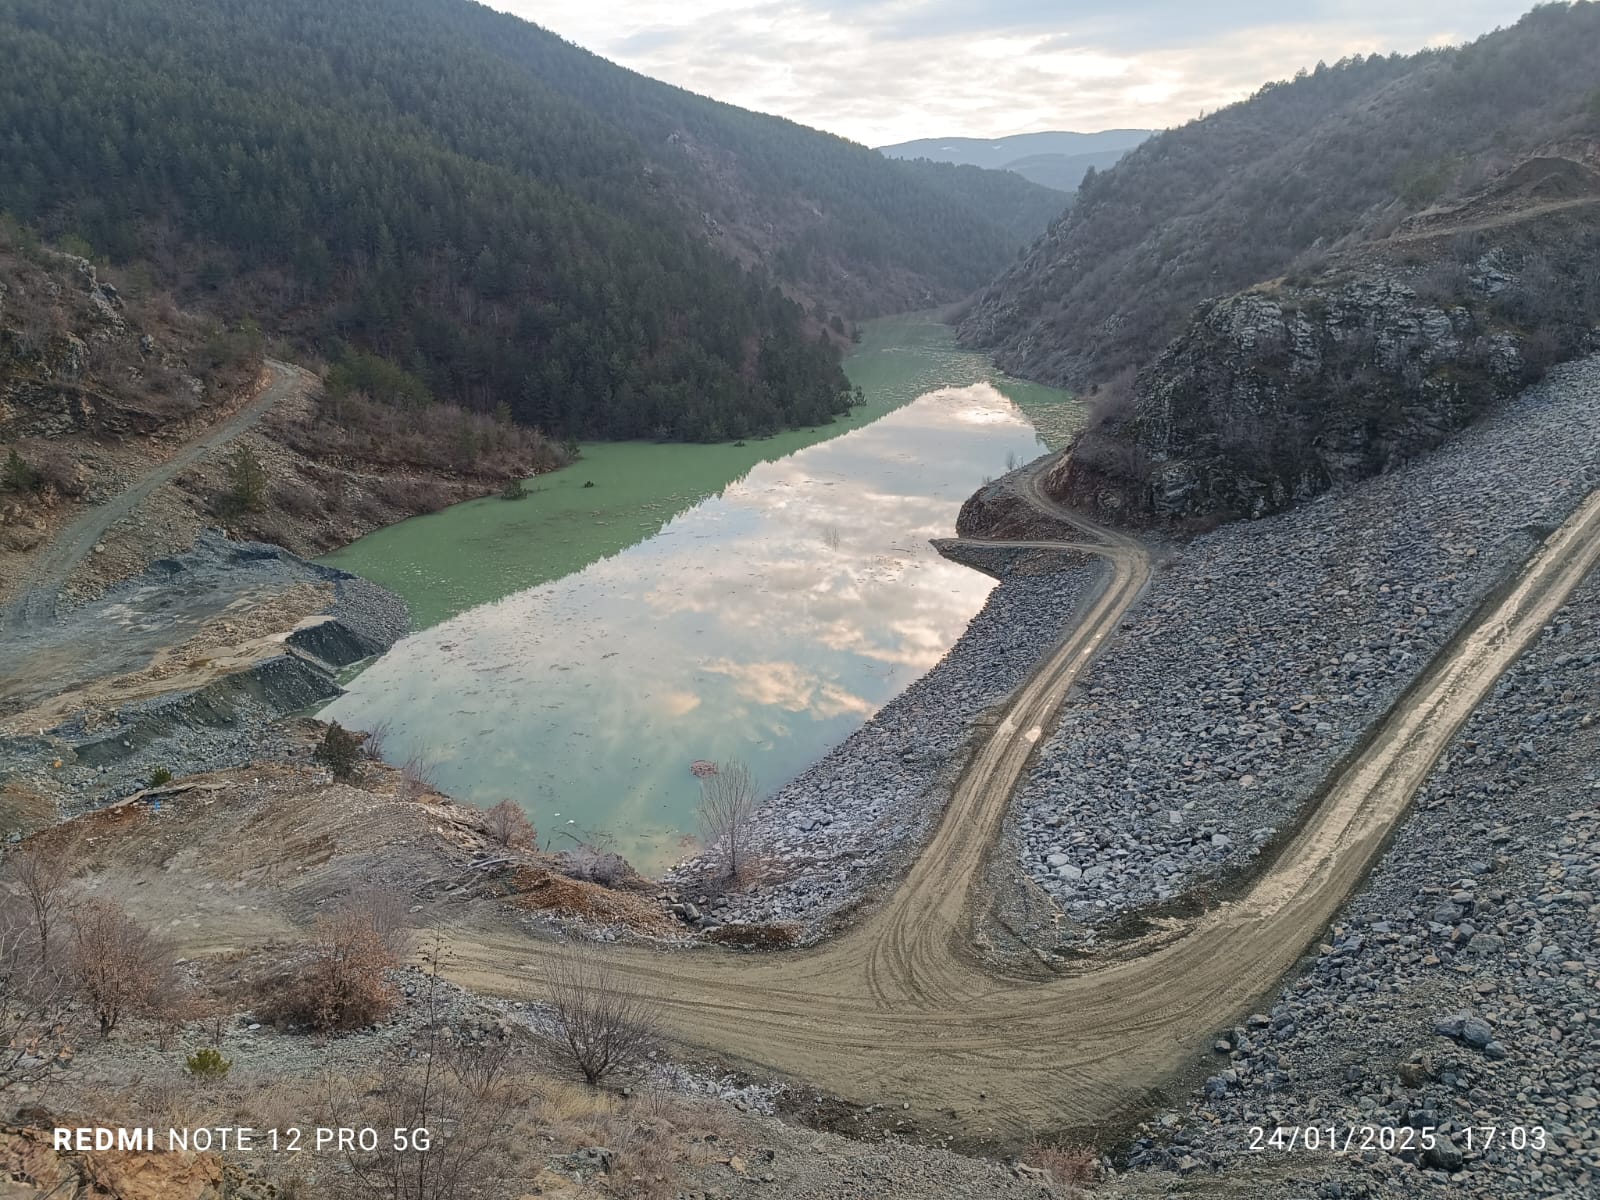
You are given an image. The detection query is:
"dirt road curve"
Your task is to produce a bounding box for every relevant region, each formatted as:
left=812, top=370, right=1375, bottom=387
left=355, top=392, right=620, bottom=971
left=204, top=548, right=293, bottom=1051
left=448, top=479, right=1600, bottom=1143
left=2, top=358, right=312, bottom=630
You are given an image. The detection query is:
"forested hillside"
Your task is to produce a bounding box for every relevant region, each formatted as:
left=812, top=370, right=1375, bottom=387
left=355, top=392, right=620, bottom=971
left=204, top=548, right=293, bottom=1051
left=961, top=1, right=1600, bottom=390
left=0, top=0, right=1058, bottom=441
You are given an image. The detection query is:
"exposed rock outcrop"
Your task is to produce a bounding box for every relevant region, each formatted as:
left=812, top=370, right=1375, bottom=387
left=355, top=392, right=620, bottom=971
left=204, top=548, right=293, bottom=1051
left=0, top=252, right=213, bottom=444
left=0, top=1116, right=270, bottom=1200
left=1048, top=160, right=1600, bottom=522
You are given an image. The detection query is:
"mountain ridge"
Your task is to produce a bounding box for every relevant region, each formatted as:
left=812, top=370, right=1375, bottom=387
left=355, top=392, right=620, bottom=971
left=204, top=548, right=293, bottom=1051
left=879, top=129, right=1152, bottom=191
left=962, top=1, right=1600, bottom=523
left=960, top=3, right=1600, bottom=393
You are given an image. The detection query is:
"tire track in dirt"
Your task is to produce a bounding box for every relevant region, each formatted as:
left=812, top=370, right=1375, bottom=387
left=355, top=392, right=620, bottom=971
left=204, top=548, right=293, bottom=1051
left=375, top=473, right=1600, bottom=1143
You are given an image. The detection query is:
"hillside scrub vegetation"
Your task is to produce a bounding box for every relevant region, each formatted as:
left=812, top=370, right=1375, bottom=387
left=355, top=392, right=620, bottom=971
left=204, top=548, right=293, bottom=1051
left=277, top=363, right=567, bottom=480
left=0, top=219, right=261, bottom=432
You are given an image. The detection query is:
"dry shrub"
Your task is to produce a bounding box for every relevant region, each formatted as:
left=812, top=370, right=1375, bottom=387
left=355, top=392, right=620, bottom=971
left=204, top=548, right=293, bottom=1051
left=704, top=923, right=799, bottom=951
left=527, top=1084, right=675, bottom=1199
left=358, top=719, right=391, bottom=762
left=547, top=947, right=661, bottom=1087
left=270, top=477, right=324, bottom=519
left=257, top=910, right=398, bottom=1033
left=484, top=799, right=535, bottom=849
left=326, top=941, right=534, bottom=1200
left=1025, top=1141, right=1098, bottom=1195
left=25, top=444, right=86, bottom=498
left=353, top=493, right=391, bottom=526
left=375, top=477, right=453, bottom=515
left=67, top=898, right=172, bottom=1038
left=347, top=888, right=415, bottom=960
left=396, top=753, right=439, bottom=802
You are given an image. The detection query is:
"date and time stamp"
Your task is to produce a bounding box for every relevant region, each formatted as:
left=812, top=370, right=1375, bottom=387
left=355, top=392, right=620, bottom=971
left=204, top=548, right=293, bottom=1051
left=1248, top=1124, right=1548, bottom=1154
left=57, top=1122, right=1551, bottom=1159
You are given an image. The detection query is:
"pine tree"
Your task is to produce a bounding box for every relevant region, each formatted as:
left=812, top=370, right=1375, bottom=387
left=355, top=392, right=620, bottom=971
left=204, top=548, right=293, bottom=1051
left=224, top=444, right=267, bottom=513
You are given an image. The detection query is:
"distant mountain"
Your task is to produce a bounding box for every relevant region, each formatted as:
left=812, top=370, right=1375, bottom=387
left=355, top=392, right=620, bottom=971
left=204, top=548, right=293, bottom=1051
left=879, top=131, right=1153, bottom=191
left=0, top=0, right=1063, bottom=443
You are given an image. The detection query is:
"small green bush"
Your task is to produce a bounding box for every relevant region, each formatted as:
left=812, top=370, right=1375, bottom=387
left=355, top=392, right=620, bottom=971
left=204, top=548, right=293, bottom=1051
left=185, top=1047, right=232, bottom=1081
left=2, top=449, right=38, bottom=493
left=148, top=766, right=174, bottom=788
left=313, top=722, right=363, bottom=782
left=499, top=476, right=528, bottom=501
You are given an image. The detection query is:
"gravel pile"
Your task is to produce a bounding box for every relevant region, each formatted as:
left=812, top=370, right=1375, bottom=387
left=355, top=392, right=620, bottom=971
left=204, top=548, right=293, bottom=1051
left=1118, top=570, right=1600, bottom=1198
left=668, top=567, right=1096, bottom=932
left=0, top=531, right=409, bottom=817
left=1014, top=357, right=1600, bottom=936
left=323, top=567, right=409, bottom=649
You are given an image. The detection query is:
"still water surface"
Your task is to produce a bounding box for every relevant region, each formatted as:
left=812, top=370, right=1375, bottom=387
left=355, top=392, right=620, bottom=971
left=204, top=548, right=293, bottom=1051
left=320, top=317, right=1081, bottom=869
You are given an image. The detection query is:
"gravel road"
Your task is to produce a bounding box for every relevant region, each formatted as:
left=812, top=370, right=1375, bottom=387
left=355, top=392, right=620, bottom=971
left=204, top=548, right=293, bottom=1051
left=1, top=358, right=314, bottom=631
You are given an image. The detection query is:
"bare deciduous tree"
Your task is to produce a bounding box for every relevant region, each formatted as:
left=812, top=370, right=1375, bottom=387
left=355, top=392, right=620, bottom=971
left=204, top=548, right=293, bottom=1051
left=329, top=936, right=527, bottom=1200
left=697, top=759, right=759, bottom=880
left=484, top=799, right=535, bottom=850
left=6, top=842, right=77, bottom=970
left=67, top=898, right=170, bottom=1038
left=0, top=916, right=70, bottom=1093
left=547, top=946, right=660, bottom=1087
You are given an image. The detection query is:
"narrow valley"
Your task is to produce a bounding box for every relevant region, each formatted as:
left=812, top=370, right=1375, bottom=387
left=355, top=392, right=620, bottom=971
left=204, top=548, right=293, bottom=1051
left=1, top=3, right=1598, bottom=1199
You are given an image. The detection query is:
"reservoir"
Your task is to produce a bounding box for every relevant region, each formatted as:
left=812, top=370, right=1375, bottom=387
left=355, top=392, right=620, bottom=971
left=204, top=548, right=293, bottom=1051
left=319, top=316, right=1081, bottom=870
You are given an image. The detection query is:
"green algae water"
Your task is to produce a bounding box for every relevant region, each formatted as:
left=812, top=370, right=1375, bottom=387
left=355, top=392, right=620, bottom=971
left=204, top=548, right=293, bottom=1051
left=320, top=316, right=1082, bottom=870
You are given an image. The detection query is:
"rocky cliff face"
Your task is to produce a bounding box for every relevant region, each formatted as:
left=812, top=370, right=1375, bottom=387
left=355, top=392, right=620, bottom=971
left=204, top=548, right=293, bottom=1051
left=0, top=253, right=207, bottom=444
left=1054, top=279, right=1525, bottom=521
left=1049, top=162, right=1600, bottom=523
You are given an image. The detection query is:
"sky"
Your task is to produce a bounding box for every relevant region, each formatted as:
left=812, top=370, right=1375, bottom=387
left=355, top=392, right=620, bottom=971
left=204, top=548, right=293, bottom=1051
left=494, top=0, right=1538, bottom=145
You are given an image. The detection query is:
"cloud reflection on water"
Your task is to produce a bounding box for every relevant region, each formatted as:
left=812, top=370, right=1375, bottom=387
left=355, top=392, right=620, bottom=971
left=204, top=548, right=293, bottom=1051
left=324, top=383, right=1044, bottom=869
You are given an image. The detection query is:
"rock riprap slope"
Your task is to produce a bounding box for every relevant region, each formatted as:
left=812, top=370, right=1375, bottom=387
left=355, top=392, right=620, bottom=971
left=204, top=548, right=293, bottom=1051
left=1013, top=356, right=1600, bottom=941
left=669, top=565, right=1098, bottom=932
left=1119, top=568, right=1600, bottom=1199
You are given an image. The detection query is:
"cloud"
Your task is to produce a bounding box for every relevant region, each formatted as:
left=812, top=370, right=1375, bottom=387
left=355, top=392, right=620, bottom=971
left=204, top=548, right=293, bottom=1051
left=495, top=0, right=1534, bottom=143
left=700, top=658, right=878, bottom=718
